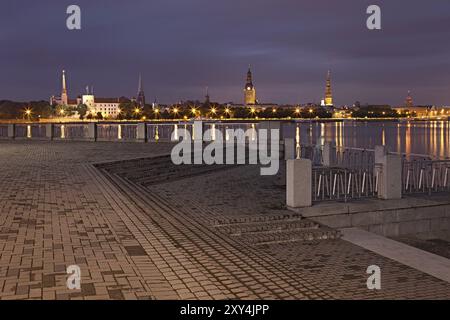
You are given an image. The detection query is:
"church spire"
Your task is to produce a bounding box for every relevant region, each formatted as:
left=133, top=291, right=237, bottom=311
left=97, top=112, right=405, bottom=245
left=62, top=70, right=67, bottom=94
left=246, top=65, right=253, bottom=86
left=405, top=90, right=413, bottom=108
left=61, top=70, right=68, bottom=105
left=204, top=86, right=210, bottom=106
left=136, top=73, right=146, bottom=107
left=138, top=73, right=143, bottom=93
left=244, top=65, right=256, bottom=105
left=324, top=70, right=333, bottom=107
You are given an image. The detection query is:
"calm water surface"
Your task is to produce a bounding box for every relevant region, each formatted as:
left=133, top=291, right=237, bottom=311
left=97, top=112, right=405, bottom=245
left=282, top=120, right=450, bottom=159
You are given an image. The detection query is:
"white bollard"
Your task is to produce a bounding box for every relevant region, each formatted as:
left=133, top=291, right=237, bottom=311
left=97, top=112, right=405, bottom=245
left=7, top=124, right=15, bottom=139
left=378, top=154, right=402, bottom=200
left=286, top=159, right=312, bottom=208
left=322, top=142, right=336, bottom=166
left=374, top=145, right=387, bottom=164
left=88, top=123, right=97, bottom=141
left=45, top=124, right=54, bottom=140
left=137, top=123, right=147, bottom=142
left=284, top=138, right=295, bottom=160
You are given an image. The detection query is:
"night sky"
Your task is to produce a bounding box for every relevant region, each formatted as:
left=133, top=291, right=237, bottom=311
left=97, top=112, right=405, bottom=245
left=1, top=0, right=450, bottom=106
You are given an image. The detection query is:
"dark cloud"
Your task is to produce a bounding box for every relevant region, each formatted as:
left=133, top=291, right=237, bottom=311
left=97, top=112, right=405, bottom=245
left=0, top=0, right=449, bottom=105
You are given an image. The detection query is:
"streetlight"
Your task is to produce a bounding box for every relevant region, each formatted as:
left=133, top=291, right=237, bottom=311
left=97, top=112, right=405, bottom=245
left=24, top=108, right=32, bottom=120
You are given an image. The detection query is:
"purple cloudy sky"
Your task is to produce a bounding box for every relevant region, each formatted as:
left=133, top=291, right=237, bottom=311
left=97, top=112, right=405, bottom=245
left=0, top=0, right=449, bottom=106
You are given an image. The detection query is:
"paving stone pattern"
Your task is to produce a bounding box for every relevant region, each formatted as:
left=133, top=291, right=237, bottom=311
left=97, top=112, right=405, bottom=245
left=1, top=141, right=449, bottom=299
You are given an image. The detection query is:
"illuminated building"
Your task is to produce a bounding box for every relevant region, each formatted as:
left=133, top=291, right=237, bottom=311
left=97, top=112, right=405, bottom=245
left=323, top=70, right=333, bottom=107
left=244, top=66, right=256, bottom=105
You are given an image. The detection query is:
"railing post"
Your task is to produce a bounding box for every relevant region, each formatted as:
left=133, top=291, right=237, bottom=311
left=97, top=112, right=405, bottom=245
left=377, top=153, right=402, bottom=200
left=375, top=145, right=387, bottom=164
left=322, top=142, right=336, bottom=166
left=7, top=124, right=15, bottom=139
left=45, top=123, right=54, bottom=140
left=286, top=159, right=312, bottom=208
left=284, top=138, right=295, bottom=160
left=88, top=123, right=97, bottom=142
left=137, top=123, right=147, bottom=142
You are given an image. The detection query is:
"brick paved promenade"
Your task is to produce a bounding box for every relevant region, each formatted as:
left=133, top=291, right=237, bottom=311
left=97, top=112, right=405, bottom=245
left=1, top=141, right=450, bottom=299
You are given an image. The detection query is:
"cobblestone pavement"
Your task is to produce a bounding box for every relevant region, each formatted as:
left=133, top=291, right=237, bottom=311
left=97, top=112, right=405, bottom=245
left=1, top=141, right=450, bottom=299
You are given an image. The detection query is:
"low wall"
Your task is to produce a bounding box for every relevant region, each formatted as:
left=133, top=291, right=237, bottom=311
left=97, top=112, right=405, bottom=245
left=289, top=194, right=450, bottom=237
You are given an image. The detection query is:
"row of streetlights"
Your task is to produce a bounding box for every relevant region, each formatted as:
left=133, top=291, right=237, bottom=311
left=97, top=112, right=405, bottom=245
left=22, top=105, right=315, bottom=119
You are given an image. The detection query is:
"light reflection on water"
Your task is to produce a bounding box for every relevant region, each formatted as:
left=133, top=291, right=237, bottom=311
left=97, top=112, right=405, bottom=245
left=283, top=120, right=450, bottom=159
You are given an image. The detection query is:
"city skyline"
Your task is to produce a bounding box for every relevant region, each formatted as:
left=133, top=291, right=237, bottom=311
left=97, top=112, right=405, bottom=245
left=1, top=0, right=450, bottom=105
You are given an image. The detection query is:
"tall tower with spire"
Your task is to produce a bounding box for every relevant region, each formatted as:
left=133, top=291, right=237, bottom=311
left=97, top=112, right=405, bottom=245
left=136, top=74, right=146, bottom=108
left=405, top=90, right=413, bottom=108
left=61, top=70, right=68, bottom=105
left=204, top=86, right=210, bottom=106
left=324, top=70, right=333, bottom=107
left=244, top=66, right=256, bottom=105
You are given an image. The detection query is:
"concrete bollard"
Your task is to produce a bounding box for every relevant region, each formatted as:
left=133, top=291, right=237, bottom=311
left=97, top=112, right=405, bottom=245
left=375, top=145, right=387, bottom=164
left=286, top=159, right=312, bottom=208
left=7, top=124, right=15, bottom=139
left=137, top=123, right=147, bottom=142
left=192, top=121, right=203, bottom=142
left=378, top=154, right=402, bottom=200
left=88, top=123, right=97, bottom=141
left=322, top=142, right=336, bottom=166
left=284, top=138, right=295, bottom=160
left=45, top=123, right=54, bottom=140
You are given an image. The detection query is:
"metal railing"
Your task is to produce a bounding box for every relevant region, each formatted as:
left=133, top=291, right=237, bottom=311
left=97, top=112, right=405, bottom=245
left=334, top=146, right=374, bottom=169
left=297, top=144, right=323, bottom=166
left=53, top=124, right=90, bottom=140
left=14, top=124, right=47, bottom=139
left=402, top=159, right=450, bottom=194
left=312, top=166, right=378, bottom=202
left=0, top=125, right=8, bottom=138
left=147, top=123, right=190, bottom=142
left=97, top=124, right=137, bottom=141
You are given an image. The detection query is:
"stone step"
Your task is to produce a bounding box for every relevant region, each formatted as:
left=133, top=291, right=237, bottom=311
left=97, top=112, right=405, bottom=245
left=213, top=213, right=303, bottom=226
left=235, top=228, right=341, bottom=245
left=216, top=220, right=319, bottom=235
left=98, top=156, right=241, bottom=186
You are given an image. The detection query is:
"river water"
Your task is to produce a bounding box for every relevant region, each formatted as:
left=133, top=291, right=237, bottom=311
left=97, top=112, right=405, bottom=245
left=282, top=120, right=450, bottom=159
